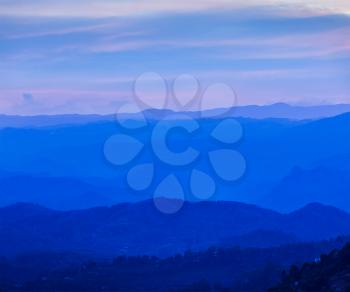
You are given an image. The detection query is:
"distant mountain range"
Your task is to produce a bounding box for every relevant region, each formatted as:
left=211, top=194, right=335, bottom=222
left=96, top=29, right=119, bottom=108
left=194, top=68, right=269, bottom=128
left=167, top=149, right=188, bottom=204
left=0, top=175, right=126, bottom=210
left=1, top=200, right=350, bottom=257
left=261, top=166, right=350, bottom=212
left=1, top=103, right=350, bottom=128
left=0, top=109, right=349, bottom=290
left=232, top=103, right=350, bottom=120
left=0, top=111, right=350, bottom=212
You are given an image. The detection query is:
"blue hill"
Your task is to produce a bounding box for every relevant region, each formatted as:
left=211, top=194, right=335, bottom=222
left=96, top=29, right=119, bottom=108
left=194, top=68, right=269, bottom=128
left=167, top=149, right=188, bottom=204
left=0, top=112, right=349, bottom=211
left=0, top=200, right=349, bottom=257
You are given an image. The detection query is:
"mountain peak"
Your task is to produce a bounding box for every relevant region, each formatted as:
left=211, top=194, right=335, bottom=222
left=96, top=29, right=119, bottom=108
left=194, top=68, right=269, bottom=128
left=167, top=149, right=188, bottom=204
left=289, top=202, right=350, bottom=218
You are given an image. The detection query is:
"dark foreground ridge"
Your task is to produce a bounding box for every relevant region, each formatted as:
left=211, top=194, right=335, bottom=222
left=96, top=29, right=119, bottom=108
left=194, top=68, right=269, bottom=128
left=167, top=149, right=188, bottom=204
left=271, top=242, right=350, bottom=291
left=0, top=237, right=349, bottom=291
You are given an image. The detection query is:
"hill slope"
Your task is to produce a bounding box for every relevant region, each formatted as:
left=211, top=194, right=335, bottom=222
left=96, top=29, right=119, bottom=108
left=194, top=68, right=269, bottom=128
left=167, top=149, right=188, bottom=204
left=271, top=242, right=350, bottom=291
left=1, top=200, right=350, bottom=257
left=0, top=113, right=350, bottom=211
left=2, top=237, right=349, bottom=292
left=0, top=175, right=125, bottom=210
left=261, top=167, right=350, bottom=212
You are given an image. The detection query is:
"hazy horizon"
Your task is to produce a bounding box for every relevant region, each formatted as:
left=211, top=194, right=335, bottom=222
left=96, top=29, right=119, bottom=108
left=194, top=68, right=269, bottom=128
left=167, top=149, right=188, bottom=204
left=1, top=102, right=350, bottom=117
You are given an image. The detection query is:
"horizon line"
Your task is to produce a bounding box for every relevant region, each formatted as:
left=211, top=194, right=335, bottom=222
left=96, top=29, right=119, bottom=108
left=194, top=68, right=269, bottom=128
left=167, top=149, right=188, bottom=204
left=2, top=102, right=350, bottom=117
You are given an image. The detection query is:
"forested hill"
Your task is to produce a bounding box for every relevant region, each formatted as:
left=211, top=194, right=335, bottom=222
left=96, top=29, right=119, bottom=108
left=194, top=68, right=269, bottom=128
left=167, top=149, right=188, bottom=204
left=271, top=242, right=350, bottom=291
left=1, top=201, right=350, bottom=257
left=1, top=237, right=349, bottom=291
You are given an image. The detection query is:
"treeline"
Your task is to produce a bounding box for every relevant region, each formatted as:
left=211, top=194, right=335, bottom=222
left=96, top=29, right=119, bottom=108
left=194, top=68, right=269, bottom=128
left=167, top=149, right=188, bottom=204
left=271, top=242, right=350, bottom=291
left=1, top=237, right=349, bottom=291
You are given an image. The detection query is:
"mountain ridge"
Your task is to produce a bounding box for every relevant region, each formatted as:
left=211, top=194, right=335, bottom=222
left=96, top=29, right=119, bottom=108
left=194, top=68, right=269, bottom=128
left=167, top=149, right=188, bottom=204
left=1, top=199, right=350, bottom=257
left=1, top=103, right=350, bottom=128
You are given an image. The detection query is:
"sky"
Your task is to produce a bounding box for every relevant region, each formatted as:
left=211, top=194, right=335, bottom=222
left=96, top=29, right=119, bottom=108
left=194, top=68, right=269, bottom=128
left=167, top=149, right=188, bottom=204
left=0, top=0, right=350, bottom=115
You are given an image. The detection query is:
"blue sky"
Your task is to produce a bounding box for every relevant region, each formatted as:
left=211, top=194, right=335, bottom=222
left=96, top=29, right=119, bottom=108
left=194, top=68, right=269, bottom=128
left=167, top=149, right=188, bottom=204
left=0, top=0, right=350, bottom=114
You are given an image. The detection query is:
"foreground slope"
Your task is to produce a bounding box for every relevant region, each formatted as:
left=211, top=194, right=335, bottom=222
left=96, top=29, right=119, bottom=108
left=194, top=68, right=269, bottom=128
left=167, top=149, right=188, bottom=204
left=271, top=242, right=350, bottom=291
left=1, top=238, right=349, bottom=292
